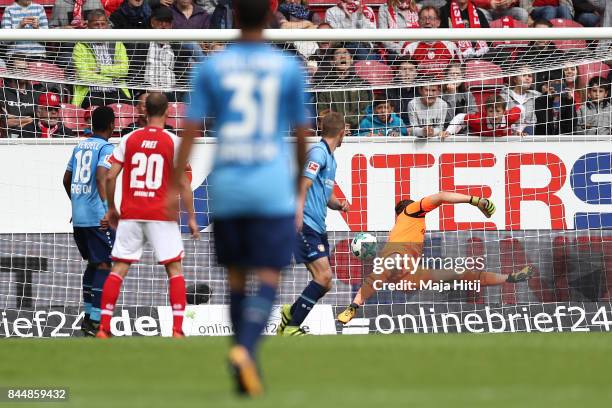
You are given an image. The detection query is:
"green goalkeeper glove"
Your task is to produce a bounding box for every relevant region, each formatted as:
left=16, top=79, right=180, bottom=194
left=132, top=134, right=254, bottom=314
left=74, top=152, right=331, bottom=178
left=470, top=196, right=496, bottom=218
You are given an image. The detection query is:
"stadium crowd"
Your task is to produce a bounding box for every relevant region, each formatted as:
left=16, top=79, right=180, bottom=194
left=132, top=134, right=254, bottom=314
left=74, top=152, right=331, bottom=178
left=1, top=0, right=612, bottom=137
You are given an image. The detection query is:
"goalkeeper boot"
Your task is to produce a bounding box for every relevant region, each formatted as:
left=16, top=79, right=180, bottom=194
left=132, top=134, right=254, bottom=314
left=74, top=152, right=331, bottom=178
left=506, top=265, right=535, bottom=283
left=276, top=304, right=292, bottom=336
left=228, top=345, right=263, bottom=397
left=282, top=326, right=308, bottom=337
left=337, top=305, right=358, bottom=325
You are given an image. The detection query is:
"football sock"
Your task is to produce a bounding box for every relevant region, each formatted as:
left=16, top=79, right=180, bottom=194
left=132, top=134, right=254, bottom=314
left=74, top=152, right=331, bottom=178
left=169, top=275, right=187, bottom=333
left=82, top=264, right=96, bottom=318
left=229, top=290, right=246, bottom=339
left=289, top=280, right=327, bottom=327
left=238, top=282, right=277, bottom=356
left=90, top=267, right=110, bottom=323
left=99, top=273, right=123, bottom=333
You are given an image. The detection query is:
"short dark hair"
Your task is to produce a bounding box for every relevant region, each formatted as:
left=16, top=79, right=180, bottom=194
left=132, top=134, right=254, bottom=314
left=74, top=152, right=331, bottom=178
left=87, top=9, right=107, bottom=22
left=321, top=111, right=345, bottom=137
left=146, top=92, right=169, bottom=118
left=92, top=106, right=115, bottom=133
left=395, top=200, right=414, bottom=216
left=588, top=76, right=610, bottom=91
left=234, top=0, right=270, bottom=30
left=486, top=95, right=507, bottom=111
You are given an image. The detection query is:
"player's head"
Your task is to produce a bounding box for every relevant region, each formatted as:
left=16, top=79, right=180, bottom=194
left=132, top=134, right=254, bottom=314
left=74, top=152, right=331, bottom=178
left=395, top=199, right=415, bottom=216
left=321, top=111, right=346, bottom=146
left=587, top=77, right=610, bottom=102
left=373, top=99, right=394, bottom=124
left=145, top=92, right=169, bottom=120
left=485, top=95, right=507, bottom=124
left=234, top=0, right=271, bottom=31
left=91, top=106, right=116, bottom=139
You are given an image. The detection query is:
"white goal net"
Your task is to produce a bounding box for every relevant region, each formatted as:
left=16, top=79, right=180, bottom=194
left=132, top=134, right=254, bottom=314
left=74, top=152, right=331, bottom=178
left=1, top=28, right=612, bottom=337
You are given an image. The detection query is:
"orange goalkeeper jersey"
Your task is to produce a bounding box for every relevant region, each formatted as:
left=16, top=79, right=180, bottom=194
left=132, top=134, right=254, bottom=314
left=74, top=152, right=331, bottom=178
left=382, top=197, right=439, bottom=258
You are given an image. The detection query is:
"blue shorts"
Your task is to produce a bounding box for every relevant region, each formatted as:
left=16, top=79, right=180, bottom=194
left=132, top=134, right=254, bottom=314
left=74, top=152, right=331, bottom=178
left=295, top=223, right=329, bottom=264
left=213, top=216, right=295, bottom=269
left=73, top=227, right=115, bottom=265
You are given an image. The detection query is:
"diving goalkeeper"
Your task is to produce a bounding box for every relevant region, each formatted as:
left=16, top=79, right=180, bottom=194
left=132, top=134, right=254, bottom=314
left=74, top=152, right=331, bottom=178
left=337, top=192, right=534, bottom=324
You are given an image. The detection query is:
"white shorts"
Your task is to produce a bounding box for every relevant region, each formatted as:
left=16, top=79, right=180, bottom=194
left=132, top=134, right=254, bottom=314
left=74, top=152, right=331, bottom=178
left=111, top=220, right=184, bottom=265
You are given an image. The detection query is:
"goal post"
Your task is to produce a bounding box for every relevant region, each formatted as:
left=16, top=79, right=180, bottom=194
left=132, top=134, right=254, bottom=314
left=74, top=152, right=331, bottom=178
left=1, top=29, right=612, bottom=337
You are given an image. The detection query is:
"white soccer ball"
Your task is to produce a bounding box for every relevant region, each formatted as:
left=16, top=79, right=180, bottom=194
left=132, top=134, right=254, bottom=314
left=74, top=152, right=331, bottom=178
left=350, top=232, right=378, bottom=260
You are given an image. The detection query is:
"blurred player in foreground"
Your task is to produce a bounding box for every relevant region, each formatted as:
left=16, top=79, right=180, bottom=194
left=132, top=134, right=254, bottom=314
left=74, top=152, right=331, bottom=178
left=96, top=93, right=199, bottom=338
left=63, top=106, right=116, bottom=336
left=337, top=192, right=534, bottom=324
left=277, top=112, right=349, bottom=336
left=173, top=0, right=309, bottom=397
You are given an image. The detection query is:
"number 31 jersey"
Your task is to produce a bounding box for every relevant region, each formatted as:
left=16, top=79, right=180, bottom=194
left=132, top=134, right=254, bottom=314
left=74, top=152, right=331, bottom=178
left=187, top=42, right=308, bottom=219
left=111, top=126, right=180, bottom=222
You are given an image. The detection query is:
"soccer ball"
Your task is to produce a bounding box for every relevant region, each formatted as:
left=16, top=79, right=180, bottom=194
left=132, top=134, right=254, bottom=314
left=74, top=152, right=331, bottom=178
left=350, top=232, right=378, bottom=260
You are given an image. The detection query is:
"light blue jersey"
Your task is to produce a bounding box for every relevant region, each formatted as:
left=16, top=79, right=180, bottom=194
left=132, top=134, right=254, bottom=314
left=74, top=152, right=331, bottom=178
left=187, top=42, right=308, bottom=218
left=302, top=140, right=337, bottom=234
left=66, top=135, right=113, bottom=227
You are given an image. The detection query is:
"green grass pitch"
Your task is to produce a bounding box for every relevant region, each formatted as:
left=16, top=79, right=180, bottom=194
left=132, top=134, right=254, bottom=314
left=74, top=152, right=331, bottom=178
left=1, top=333, right=611, bottom=408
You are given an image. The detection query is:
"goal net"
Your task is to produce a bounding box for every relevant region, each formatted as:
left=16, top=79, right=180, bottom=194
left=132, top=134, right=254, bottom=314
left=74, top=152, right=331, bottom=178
left=1, top=28, right=612, bottom=337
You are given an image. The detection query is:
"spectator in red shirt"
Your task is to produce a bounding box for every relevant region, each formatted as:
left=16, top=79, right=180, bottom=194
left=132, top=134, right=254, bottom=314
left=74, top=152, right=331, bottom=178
left=402, top=7, right=461, bottom=78
left=445, top=95, right=523, bottom=137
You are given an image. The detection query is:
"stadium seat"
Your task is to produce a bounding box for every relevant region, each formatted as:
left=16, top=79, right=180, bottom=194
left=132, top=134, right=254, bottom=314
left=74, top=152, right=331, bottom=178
left=27, top=62, right=65, bottom=82
left=60, top=104, right=87, bottom=132
left=578, top=62, right=611, bottom=87
left=550, top=19, right=587, bottom=51
left=489, top=17, right=529, bottom=48
left=109, top=103, right=137, bottom=133
left=354, top=60, right=393, bottom=86
left=166, top=102, right=186, bottom=131
left=464, top=60, right=504, bottom=89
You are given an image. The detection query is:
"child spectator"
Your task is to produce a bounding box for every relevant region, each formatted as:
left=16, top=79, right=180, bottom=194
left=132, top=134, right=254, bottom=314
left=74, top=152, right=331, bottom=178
left=407, top=83, right=450, bottom=138
left=378, top=1, right=419, bottom=55
left=358, top=99, right=409, bottom=136
left=439, top=0, right=489, bottom=60
left=109, top=0, right=151, bottom=29
left=386, top=57, right=418, bottom=125
left=316, top=45, right=372, bottom=132
left=20, top=92, right=75, bottom=138
left=445, top=95, right=523, bottom=137
left=402, top=7, right=461, bottom=78
left=577, top=77, right=612, bottom=135
left=442, top=63, right=478, bottom=120
left=534, top=69, right=576, bottom=135
left=525, top=0, right=574, bottom=21
left=1, top=0, right=48, bottom=59
left=500, top=65, right=540, bottom=135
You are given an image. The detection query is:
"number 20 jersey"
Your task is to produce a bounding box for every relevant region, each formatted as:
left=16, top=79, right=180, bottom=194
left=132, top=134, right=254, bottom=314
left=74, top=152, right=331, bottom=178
left=111, top=126, right=181, bottom=222
left=187, top=42, right=308, bottom=219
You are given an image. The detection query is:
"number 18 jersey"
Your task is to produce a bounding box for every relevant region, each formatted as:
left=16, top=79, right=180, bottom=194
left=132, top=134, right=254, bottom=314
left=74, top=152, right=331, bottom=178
left=111, top=126, right=180, bottom=221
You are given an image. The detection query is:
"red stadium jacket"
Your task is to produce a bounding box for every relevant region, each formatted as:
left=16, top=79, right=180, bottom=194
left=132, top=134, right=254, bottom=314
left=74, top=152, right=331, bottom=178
left=464, top=106, right=523, bottom=137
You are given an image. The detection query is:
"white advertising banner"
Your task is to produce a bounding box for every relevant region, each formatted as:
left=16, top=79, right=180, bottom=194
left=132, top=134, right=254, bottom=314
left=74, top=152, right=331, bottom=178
left=1, top=140, right=610, bottom=233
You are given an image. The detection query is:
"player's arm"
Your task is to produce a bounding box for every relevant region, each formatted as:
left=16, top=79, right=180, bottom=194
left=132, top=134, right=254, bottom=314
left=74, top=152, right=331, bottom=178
left=295, top=126, right=308, bottom=185
left=104, top=161, right=123, bottom=229
left=62, top=171, right=72, bottom=199
left=327, top=193, right=349, bottom=212
left=178, top=170, right=200, bottom=240
left=295, top=176, right=313, bottom=232
left=426, top=191, right=496, bottom=218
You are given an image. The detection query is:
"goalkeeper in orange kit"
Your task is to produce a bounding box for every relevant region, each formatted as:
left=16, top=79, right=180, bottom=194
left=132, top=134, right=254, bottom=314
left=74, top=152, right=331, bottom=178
left=337, top=192, right=534, bottom=324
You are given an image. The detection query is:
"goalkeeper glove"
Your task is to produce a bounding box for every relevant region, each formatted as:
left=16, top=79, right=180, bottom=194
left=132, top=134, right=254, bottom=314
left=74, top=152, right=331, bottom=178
left=470, top=196, right=496, bottom=218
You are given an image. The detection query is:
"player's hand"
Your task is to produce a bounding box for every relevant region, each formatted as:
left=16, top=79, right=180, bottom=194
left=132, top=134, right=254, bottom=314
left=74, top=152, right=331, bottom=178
left=188, top=216, right=200, bottom=240
left=107, top=208, right=120, bottom=229
left=470, top=196, right=496, bottom=218
left=100, top=214, right=110, bottom=230
left=339, top=200, right=350, bottom=213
